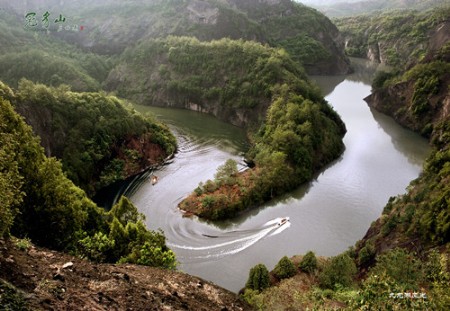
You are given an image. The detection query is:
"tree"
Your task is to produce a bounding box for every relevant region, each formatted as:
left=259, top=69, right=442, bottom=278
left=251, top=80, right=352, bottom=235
left=299, top=251, right=318, bottom=273
left=20, top=157, right=92, bottom=250
left=109, top=196, right=141, bottom=226
left=214, top=159, right=238, bottom=186
left=78, top=232, right=115, bottom=263
left=246, top=264, right=270, bottom=292
left=274, top=256, right=297, bottom=280
left=319, top=254, right=357, bottom=289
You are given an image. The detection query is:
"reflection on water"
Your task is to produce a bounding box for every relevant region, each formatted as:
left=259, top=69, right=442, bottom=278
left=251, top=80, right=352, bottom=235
left=312, top=57, right=391, bottom=97
left=127, top=59, right=430, bottom=293
left=134, top=105, right=249, bottom=154
left=369, top=107, right=430, bottom=166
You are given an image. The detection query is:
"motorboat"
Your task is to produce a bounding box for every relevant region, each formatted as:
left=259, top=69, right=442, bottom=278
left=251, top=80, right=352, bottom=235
left=278, top=217, right=290, bottom=226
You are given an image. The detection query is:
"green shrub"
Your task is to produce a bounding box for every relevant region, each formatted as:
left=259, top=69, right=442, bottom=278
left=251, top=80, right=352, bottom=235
left=78, top=231, right=115, bottom=263
left=372, top=70, right=397, bottom=89
left=370, top=248, right=423, bottom=290
left=299, top=251, right=318, bottom=273
left=214, top=159, right=238, bottom=186
left=201, top=196, right=216, bottom=209
left=203, top=179, right=218, bottom=193
left=241, top=288, right=264, bottom=310
left=358, top=241, right=376, bottom=266
left=246, top=263, right=270, bottom=292
left=136, top=242, right=177, bottom=270
left=14, top=237, right=31, bottom=251
left=274, top=256, right=297, bottom=280
left=194, top=186, right=203, bottom=196
left=319, top=254, right=357, bottom=289
left=428, top=252, right=450, bottom=309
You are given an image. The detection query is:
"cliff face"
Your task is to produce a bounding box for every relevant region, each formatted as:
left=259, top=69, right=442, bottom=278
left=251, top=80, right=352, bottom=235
left=365, top=76, right=450, bottom=137
left=365, top=20, right=450, bottom=137
left=336, top=8, right=450, bottom=68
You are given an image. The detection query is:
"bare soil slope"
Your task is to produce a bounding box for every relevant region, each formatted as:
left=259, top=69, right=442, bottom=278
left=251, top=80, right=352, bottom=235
left=0, top=238, right=251, bottom=311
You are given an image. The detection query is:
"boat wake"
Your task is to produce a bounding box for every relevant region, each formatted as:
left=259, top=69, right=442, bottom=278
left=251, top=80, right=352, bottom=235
left=167, top=217, right=290, bottom=263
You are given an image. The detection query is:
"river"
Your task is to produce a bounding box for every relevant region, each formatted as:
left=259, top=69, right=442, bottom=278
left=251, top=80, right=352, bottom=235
left=129, top=59, right=430, bottom=293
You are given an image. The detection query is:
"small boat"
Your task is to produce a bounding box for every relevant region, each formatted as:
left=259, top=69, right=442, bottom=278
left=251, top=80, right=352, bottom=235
left=151, top=175, right=158, bottom=185
left=278, top=217, right=290, bottom=226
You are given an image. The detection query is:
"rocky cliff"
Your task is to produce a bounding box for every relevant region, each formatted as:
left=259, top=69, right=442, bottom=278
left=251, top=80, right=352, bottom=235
left=364, top=19, right=450, bottom=137
left=336, top=7, right=450, bottom=68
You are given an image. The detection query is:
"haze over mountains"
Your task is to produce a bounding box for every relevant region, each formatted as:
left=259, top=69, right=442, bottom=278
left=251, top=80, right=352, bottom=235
left=299, top=0, right=450, bottom=17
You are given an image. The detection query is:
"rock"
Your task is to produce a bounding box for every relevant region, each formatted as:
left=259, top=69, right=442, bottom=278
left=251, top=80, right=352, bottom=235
left=5, top=255, right=14, bottom=263
left=62, top=262, right=73, bottom=269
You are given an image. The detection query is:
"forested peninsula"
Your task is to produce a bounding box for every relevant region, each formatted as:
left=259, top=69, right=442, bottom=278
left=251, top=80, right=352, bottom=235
left=133, top=37, right=347, bottom=219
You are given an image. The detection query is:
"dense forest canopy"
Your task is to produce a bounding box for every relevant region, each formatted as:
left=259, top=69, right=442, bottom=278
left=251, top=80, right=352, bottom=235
left=0, top=0, right=449, bottom=309
left=0, top=9, right=113, bottom=92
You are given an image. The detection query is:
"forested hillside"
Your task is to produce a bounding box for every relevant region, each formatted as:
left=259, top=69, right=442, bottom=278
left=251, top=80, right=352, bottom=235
left=1, top=80, right=176, bottom=196
left=359, top=26, right=450, bottom=264
left=0, top=10, right=112, bottom=91
left=0, top=94, right=249, bottom=310
left=106, top=37, right=309, bottom=126
left=0, top=0, right=350, bottom=75
left=0, top=92, right=176, bottom=268
left=0, top=0, right=348, bottom=239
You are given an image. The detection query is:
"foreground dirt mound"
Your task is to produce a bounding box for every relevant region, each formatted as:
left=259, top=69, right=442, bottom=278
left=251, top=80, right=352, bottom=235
left=0, top=239, right=251, bottom=310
